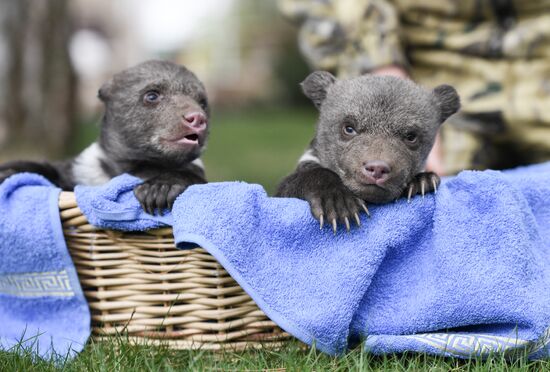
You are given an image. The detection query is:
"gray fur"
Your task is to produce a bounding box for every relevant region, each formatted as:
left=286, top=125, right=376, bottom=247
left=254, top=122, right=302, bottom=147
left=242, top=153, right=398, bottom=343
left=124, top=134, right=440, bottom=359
left=0, top=60, right=210, bottom=214
left=98, top=60, right=209, bottom=171
left=300, top=71, right=336, bottom=109
left=277, top=71, right=460, bottom=230
left=312, top=73, right=458, bottom=202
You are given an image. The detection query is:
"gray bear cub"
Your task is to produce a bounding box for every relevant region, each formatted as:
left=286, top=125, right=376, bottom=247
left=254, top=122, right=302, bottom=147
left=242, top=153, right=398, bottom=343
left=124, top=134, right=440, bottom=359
left=0, top=60, right=209, bottom=214
left=276, top=71, right=460, bottom=232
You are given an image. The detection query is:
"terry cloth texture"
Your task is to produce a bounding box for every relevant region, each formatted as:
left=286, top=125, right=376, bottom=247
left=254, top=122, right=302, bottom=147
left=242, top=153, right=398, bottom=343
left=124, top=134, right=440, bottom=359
left=75, top=173, right=172, bottom=231
left=0, top=174, right=90, bottom=359
left=75, top=165, right=550, bottom=358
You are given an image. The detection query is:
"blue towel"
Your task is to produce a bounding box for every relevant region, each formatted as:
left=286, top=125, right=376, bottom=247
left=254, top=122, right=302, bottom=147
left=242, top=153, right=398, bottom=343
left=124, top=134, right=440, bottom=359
left=75, top=173, right=171, bottom=231
left=0, top=174, right=90, bottom=359
left=75, top=165, right=550, bottom=358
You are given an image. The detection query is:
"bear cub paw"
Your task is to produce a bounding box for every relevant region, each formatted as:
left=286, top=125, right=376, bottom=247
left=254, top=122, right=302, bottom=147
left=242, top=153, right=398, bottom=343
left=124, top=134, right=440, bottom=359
left=134, top=181, right=187, bottom=215
left=405, top=172, right=440, bottom=202
left=306, top=185, right=370, bottom=234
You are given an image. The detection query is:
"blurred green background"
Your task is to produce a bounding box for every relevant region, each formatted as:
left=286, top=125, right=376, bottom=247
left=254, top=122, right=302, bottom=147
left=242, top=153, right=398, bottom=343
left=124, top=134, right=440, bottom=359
left=204, top=109, right=316, bottom=193
left=0, top=0, right=317, bottom=193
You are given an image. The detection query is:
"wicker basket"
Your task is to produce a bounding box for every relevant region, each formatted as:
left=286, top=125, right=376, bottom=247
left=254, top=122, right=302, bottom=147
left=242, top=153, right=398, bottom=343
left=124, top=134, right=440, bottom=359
left=59, top=191, right=291, bottom=350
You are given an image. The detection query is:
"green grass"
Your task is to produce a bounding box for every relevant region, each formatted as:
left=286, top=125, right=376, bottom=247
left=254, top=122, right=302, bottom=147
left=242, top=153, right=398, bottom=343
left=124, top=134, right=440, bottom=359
left=2, top=337, right=548, bottom=371
left=203, top=107, right=317, bottom=194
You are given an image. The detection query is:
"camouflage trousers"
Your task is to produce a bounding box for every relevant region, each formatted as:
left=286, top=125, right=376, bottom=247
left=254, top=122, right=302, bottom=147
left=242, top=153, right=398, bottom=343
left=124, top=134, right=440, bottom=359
left=411, top=50, right=550, bottom=175
left=441, top=120, right=550, bottom=175
left=278, top=0, right=550, bottom=173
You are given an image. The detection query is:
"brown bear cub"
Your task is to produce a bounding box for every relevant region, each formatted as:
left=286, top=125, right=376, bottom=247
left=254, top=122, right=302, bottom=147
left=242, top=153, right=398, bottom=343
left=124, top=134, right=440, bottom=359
left=0, top=60, right=210, bottom=214
left=276, top=71, right=460, bottom=232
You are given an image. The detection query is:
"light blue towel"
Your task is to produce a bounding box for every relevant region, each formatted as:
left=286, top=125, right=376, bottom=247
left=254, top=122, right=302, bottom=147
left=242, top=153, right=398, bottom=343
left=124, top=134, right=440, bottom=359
left=75, top=173, right=171, bottom=231
left=75, top=164, right=550, bottom=358
left=0, top=174, right=90, bottom=359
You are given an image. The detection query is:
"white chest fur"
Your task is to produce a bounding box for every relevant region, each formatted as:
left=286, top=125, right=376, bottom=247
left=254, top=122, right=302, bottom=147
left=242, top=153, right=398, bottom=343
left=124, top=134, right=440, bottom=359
left=71, top=142, right=111, bottom=186
left=72, top=142, right=205, bottom=186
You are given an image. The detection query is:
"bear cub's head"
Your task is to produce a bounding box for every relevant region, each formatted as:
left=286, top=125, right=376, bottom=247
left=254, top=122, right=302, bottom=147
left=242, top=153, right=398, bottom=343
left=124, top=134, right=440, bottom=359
left=98, top=60, right=209, bottom=166
left=303, top=71, right=460, bottom=203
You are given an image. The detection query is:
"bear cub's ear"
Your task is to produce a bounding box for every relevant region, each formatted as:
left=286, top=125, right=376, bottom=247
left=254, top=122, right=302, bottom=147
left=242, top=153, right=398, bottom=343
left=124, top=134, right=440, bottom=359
left=300, top=71, right=337, bottom=109
left=98, top=79, right=114, bottom=103
left=432, top=84, right=460, bottom=123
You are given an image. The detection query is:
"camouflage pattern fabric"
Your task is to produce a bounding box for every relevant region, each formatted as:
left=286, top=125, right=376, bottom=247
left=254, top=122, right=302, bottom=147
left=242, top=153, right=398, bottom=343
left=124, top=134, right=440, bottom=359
left=280, top=0, right=550, bottom=173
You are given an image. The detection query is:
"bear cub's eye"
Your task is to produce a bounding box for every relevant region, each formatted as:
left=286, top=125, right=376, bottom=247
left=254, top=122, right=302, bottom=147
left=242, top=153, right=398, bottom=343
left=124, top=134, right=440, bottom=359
left=143, top=90, right=161, bottom=104
left=343, top=125, right=357, bottom=136
left=198, top=98, right=208, bottom=110
left=404, top=131, right=418, bottom=143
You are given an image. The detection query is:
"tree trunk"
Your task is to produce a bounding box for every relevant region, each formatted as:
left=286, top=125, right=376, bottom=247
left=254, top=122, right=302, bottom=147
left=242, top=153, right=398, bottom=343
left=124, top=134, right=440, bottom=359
left=0, top=0, right=77, bottom=159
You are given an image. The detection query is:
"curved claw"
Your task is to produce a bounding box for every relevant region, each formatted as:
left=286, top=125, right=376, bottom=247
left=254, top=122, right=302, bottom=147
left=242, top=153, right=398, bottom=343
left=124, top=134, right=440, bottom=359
left=431, top=177, right=438, bottom=194
left=354, top=213, right=361, bottom=227
left=319, top=214, right=324, bottom=230
left=360, top=202, right=370, bottom=217
left=407, top=184, right=414, bottom=203
left=344, top=217, right=350, bottom=232
left=420, top=179, right=426, bottom=198
left=332, top=218, right=337, bottom=234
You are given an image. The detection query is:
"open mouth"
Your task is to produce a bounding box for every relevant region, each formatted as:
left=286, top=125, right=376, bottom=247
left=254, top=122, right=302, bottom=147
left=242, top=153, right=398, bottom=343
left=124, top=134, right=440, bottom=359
left=174, top=133, right=200, bottom=145
left=184, top=134, right=199, bottom=142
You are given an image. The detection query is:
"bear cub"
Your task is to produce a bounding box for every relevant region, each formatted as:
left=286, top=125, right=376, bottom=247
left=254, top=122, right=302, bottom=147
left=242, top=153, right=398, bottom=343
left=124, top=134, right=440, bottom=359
left=0, top=60, right=210, bottom=214
left=276, top=71, right=460, bottom=232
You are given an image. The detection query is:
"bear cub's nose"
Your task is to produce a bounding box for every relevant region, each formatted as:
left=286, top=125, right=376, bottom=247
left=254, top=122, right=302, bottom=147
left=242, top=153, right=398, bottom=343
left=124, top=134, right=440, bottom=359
left=183, top=112, right=207, bottom=131
left=363, top=160, right=391, bottom=183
